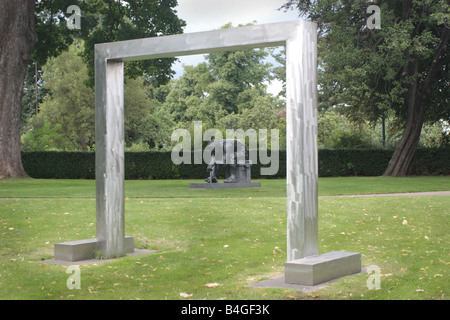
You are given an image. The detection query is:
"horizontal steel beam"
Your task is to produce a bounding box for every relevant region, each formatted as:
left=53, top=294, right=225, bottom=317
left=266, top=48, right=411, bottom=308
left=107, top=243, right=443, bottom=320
left=95, top=21, right=303, bottom=61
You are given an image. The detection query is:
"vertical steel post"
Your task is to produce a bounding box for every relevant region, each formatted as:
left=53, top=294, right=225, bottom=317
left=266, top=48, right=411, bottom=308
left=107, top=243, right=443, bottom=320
left=95, top=53, right=125, bottom=259
left=285, top=21, right=319, bottom=261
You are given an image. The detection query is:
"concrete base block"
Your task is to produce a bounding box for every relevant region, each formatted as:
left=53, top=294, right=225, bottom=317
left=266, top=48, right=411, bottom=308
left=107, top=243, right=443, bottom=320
left=124, top=236, right=134, bottom=253
left=54, top=236, right=134, bottom=262
left=54, top=238, right=97, bottom=262
left=189, top=182, right=261, bottom=189
left=285, top=251, right=361, bottom=286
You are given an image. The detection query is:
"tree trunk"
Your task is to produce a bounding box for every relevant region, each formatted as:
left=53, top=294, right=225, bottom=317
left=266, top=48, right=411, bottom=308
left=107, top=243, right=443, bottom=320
left=0, top=1, right=37, bottom=178
left=383, top=59, right=424, bottom=176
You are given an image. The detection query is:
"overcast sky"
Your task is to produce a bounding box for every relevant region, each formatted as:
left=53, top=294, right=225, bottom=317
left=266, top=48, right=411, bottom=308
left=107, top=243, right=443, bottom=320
left=172, top=0, right=300, bottom=92
left=175, top=0, right=300, bottom=33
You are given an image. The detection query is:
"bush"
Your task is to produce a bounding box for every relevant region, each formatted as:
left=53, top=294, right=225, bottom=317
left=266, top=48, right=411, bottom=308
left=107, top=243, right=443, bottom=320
left=21, top=148, right=449, bottom=179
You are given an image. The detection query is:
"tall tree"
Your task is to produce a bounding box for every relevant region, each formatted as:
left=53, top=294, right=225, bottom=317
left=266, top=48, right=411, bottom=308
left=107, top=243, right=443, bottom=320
left=0, top=1, right=37, bottom=178
left=163, top=23, right=278, bottom=128
left=282, top=0, right=449, bottom=176
left=383, top=0, right=449, bottom=176
left=21, top=63, right=50, bottom=123
left=36, top=41, right=95, bottom=151
left=33, top=41, right=172, bottom=151
left=80, top=0, right=186, bottom=86
left=0, top=0, right=185, bottom=178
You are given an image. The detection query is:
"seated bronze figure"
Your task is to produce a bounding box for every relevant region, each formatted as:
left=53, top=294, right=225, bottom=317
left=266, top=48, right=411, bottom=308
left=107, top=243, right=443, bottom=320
left=205, top=139, right=250, bottom=183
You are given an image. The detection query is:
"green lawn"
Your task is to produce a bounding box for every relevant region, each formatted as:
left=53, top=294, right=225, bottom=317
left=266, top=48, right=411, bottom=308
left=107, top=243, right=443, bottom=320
left=1, top=175, right=449, bottom=198
left=0, top=176, right=448, bottom=300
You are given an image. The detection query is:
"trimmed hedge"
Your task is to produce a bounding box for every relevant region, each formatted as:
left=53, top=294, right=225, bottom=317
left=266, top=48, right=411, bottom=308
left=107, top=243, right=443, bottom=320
left=21, top=148, right=449, bottom=179
left=318, top=149, right=393, bottom=177
left=22, top=152, right=95, bottom=179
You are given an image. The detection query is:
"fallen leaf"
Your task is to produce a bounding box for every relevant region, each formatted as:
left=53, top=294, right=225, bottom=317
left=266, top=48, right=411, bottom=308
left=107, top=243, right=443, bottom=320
left=180, top=292, right=193, bottom=298
left=204, top=283, right=220, bottom=288
left=402, top=220, right=408, bottom=225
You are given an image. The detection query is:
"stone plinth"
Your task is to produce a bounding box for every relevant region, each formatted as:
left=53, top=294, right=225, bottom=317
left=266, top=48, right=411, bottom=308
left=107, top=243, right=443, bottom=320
left=54, top=236, right=134, bottom=262
left=189, top=182, right=261, bottom=189
left=285, top=251, right=361, bottom=286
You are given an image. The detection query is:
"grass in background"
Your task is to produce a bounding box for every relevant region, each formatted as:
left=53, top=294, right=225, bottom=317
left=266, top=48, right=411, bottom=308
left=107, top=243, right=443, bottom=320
left=1, top=175, right=449, bottom=198
left=0, top=176, right=448, bottom=300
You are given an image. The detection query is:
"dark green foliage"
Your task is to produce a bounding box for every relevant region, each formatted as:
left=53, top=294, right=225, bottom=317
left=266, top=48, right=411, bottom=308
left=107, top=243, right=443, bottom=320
left=79, top=0, right=186, bottom=87
left=125, top=152, right=181, bottom=180
left=281, top=0, right=450, bottom=176
left=21, top=148, right=449, bottom=179
left=32, top=1, right=185, bottom=87
left=21, top=152, right=95, bottom=179
left=318, top=149, right=394, bottom=177
left=409, top=148, right=450, bottom=176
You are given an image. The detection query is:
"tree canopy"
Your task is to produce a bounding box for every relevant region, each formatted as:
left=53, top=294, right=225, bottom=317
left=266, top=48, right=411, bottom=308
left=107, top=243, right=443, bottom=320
left=159, top=23, right=285, bottom=136
left=34, top=0, right=186, bottom=86
left=282, top=0, right=449, bottom=176
left=0, top=0, right=186, bottom=178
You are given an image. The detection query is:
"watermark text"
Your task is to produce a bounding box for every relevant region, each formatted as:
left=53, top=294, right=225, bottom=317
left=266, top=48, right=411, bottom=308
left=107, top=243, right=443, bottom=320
left=171, top=121, right=279, bottom=176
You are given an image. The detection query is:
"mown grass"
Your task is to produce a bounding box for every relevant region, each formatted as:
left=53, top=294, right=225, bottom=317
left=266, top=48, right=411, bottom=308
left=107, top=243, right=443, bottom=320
left=0, top=176, right=448, bottom=300
left=1, top=175, right=449, bottom=198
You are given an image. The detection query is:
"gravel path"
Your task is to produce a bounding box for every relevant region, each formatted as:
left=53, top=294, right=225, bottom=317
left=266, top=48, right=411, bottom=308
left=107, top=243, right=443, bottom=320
left=321, top=191, right=450, bottom=197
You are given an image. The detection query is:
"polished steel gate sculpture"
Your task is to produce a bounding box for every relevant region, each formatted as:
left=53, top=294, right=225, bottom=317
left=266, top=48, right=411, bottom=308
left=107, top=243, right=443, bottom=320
left=54, top=20, right=360, bottom=285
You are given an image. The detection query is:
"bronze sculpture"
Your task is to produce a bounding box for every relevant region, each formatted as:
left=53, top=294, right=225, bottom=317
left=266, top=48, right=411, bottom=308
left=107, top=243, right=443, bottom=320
left=205, top=139, right=250, bottom=183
